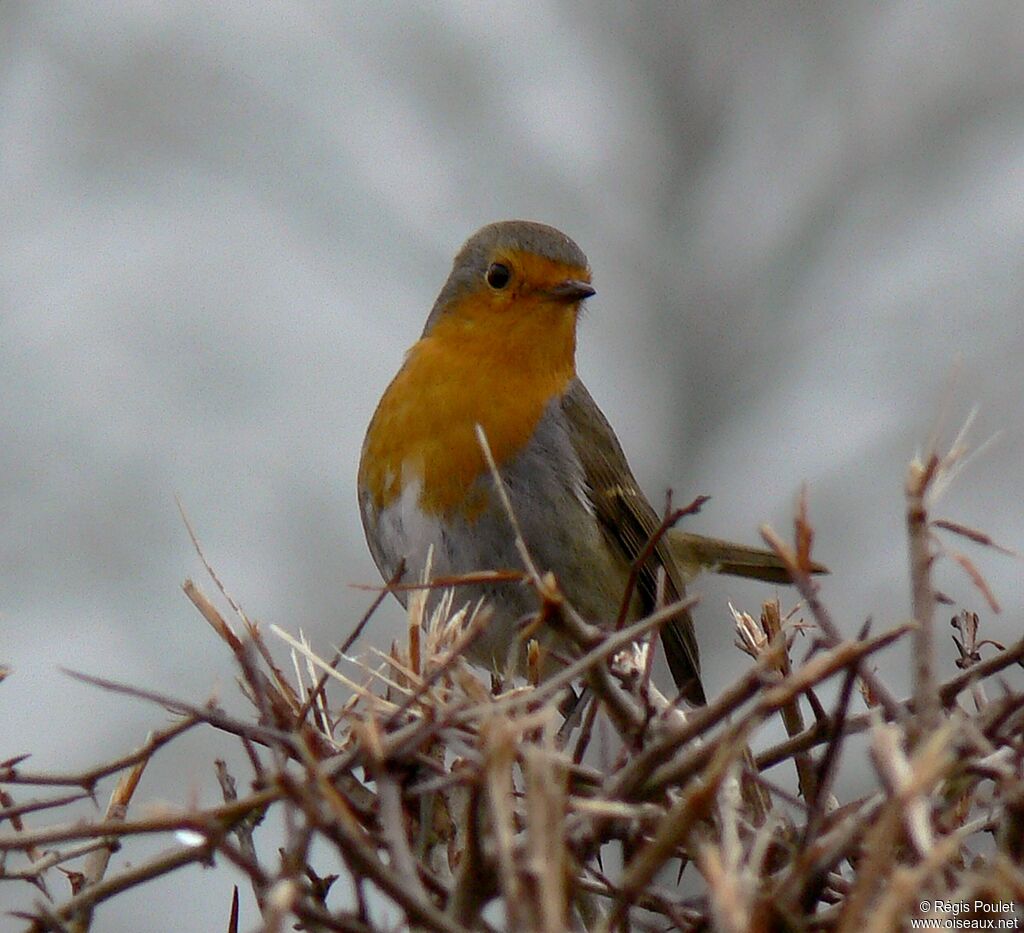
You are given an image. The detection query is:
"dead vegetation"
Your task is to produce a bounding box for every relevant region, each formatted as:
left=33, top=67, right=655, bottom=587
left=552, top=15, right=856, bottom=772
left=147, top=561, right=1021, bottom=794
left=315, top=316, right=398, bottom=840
left=2, top=426, right=1022, bottom=932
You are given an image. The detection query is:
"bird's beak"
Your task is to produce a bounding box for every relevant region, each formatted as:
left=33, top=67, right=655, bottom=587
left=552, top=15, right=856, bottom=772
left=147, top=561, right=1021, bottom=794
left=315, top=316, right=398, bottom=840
left=545, top=279, right=596, bottom=302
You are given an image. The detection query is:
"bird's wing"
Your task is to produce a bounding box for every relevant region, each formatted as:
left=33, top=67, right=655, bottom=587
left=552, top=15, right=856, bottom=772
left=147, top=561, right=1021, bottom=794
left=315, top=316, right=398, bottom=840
left=560, top=379, right=705, bottom=704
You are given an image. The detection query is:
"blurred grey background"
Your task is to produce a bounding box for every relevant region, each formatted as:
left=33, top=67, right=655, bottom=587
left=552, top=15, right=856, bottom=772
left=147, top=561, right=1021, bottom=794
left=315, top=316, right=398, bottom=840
left=3, top=2, right=1022, bottom=928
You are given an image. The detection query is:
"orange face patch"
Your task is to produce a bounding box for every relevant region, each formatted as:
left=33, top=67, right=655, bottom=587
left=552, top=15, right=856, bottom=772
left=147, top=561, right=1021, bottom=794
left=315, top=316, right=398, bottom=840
left=455, top=249, right=591, bottom=320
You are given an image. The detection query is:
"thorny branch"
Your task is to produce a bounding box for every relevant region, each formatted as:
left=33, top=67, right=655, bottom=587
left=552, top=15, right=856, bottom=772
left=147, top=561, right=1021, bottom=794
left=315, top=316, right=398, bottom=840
left=2, top=429, right=1022, bottom=931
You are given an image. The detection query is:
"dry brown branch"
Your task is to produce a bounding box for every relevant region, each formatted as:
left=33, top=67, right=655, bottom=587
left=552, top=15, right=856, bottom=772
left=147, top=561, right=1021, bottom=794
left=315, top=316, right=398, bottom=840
left=3, top=433, right=1022, bottom=931
left=907, top=452, right=942, bottom=735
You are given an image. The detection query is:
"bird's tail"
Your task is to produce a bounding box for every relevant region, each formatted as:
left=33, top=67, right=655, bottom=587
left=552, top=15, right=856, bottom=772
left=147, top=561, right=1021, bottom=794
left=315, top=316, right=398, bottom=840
left=668, top=530, right=828, bottom=584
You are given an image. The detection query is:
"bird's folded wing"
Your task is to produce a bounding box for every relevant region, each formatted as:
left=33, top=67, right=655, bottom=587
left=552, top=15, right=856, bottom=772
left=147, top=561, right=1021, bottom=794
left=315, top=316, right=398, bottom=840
left=560, top=379, right=705, bottom=704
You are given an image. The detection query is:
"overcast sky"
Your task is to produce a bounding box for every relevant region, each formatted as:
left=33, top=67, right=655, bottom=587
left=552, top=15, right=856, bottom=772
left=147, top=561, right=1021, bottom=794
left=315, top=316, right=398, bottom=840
left=3, top=3, right=1023, bottom=928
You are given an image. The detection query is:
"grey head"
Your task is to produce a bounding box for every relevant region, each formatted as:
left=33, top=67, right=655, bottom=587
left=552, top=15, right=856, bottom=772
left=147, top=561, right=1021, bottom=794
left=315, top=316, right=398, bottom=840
left=422, top=221, right=591, bottom=336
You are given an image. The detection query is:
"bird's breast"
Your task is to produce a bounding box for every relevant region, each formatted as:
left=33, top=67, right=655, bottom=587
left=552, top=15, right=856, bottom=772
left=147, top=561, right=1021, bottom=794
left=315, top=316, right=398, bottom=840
left=359, top=321, right=576, bottom=520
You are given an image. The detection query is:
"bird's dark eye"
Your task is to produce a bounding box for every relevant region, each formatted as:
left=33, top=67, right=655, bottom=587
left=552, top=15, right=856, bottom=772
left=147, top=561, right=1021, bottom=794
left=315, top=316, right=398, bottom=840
left=485, top=262, right=511, bottom=289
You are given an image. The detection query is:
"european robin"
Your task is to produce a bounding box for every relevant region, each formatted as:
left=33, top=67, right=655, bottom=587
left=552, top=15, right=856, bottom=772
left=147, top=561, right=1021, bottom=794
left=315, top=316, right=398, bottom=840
left=359, top=221, right=815, bottom=704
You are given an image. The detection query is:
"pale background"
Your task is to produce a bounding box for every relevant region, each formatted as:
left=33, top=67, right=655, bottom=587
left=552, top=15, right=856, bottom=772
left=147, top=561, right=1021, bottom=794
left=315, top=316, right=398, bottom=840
left=3, top=2, right=1023, bottom=928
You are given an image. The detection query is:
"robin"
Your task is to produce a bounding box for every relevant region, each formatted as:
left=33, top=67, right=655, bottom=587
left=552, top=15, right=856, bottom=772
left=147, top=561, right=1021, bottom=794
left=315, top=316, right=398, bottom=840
left=358, top=221, right=817, bottom=704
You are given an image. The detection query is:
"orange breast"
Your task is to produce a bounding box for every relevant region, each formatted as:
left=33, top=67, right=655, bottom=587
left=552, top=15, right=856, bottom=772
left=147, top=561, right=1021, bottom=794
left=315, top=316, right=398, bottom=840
left=359, top=292, right=578, bottom=518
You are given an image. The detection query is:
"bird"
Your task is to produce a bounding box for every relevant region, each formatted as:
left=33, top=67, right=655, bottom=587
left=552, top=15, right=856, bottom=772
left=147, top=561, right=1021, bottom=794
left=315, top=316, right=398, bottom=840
left=358, top=221, right=820, bottom=704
